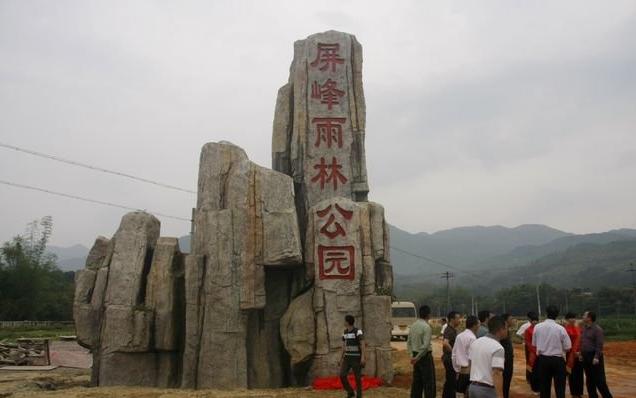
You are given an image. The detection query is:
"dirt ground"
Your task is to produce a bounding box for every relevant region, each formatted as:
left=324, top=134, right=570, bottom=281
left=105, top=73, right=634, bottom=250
left=1, top=339, right=635, bottom=397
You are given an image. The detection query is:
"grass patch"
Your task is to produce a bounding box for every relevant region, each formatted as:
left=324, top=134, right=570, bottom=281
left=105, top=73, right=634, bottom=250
left=599, top=316, right=636, bottom=341
left=0, top=326, right=75, bottom=342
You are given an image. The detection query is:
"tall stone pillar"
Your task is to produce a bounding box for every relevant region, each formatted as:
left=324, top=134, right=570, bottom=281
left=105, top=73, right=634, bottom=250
left=275, top=31, right=394, bottom=383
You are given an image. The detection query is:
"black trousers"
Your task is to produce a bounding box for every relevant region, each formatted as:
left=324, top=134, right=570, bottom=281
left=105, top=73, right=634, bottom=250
left=340, top=356, right=362, bottom=397
left=568, top=358, right=584, bottom=396
left=456, top=372, right=470, bottom=394
left=503, top=358, right=513, bottom=398
left=411, top=352, right=436, bottom=398
left=527, top=358, right=541, bottom=393
left=582, top=352, right=613, bottom=398
left=537, top=355, right=566, bottom=398
left=442, top=354, right=456, bottom=398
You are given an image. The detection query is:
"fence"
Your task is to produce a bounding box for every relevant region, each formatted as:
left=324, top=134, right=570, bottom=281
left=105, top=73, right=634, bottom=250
left=0, top=321, right=74, bottom=329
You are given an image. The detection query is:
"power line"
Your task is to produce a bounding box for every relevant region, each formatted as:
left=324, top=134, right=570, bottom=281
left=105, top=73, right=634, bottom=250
left=0, top=179, right=191, bottom=222
left=390, top=245, right=489, bottom=282
left=0, top=142, right=196, bottom=194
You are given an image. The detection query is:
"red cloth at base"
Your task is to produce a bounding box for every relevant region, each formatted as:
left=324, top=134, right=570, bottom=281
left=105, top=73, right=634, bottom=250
left=312, top=375, right=383, bottom=390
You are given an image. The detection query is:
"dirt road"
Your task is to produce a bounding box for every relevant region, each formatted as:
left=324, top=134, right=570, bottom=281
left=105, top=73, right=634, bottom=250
left=1, top=339, right=634, bottom=397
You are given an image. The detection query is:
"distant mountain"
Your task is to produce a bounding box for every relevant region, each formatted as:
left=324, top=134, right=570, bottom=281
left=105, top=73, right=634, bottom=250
left=389, top=224, right=571, bottom=275
left=487, top=239, right=636, bottom=288
left=46, top=224, right=636, bottom=282
left=47, top=244, right=89, bottom=271
left=473, top=230, right=636, bottom=270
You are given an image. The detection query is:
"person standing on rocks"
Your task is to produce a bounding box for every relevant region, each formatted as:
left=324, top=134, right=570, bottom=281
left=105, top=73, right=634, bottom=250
left=442, top=311, right=461, bottom=398
left=339, top=315, right=366, bottom=398
left=408, top=305, right=435, bottom=398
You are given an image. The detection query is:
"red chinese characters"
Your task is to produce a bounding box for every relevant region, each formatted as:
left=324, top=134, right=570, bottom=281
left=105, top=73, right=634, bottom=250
left=311, top=157, right=348, bottom=190
left=318, top=245, right=355, bottom=280
left=317, top=204, right=353, bottom=238
left=316, top=203, right=355, bottom=280
left=310, top=43, right=345, bottom=72
left=311, top=79, right=345, bottom=110
left=312, top=117, right=346, bottom=149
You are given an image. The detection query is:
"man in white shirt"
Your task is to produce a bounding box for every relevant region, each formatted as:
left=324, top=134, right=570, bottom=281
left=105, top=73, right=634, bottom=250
left=452, top=315, right=480, bottom=398
left=467, top=315, right=508, bottom=398
left=440, top=318, right=448, bottom=339
left=532, top=305, right=572, bottom=398
left=516, top=312, right=533, bottom=339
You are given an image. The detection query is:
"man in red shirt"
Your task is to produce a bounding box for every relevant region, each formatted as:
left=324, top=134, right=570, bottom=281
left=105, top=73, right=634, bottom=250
left=565, top=312, right=583, bottom=398
left=524, top=311, right=540, bottom=394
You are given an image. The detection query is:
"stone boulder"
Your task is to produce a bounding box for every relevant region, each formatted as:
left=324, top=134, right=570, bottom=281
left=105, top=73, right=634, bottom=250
left=182, top=142, right=303, bottom=389
left=73, top=212, right=185, bottom=387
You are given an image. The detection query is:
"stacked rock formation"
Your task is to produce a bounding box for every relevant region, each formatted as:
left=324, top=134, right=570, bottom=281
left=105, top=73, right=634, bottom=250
left=74, top=30, right=393, bottom=389
left=73, top=213, right=185, bottom=387
left=182, top=142, right=302, bottom=388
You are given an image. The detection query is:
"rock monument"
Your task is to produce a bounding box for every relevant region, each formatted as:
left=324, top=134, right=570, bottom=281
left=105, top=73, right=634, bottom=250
left=74, top=30, right=394, bottom=389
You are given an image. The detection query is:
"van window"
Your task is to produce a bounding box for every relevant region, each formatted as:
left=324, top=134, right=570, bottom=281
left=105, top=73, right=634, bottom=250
left=392, top=307, right=416, bottom=318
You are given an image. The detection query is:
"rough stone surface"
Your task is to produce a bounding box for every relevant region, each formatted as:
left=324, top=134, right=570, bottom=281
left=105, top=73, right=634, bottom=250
left=280, top=288, right=316, bottom=365
left=73, top=212, right=185, bottom=388
left=85, top=236, right=110, bottom=269
left=145, top=237, right=185, bottom=352
left=104, top=212, right=160, bottom=307
left=273, top=31, right=393, bottom=384
left=272, top=30, right=369, bottom=225
left=181, top=254, right=205, bottom=389
left=283, top=196, right=394, bottom=383
left=185, top=142, right=302, bottom=389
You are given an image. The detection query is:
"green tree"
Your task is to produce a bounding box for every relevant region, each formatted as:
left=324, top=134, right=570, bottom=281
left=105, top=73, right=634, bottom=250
left=0, top=217, right=74, bottom=320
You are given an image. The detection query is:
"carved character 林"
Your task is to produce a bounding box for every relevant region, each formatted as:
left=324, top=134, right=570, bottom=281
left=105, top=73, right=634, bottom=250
left=311, top=157, right=348, bottom=190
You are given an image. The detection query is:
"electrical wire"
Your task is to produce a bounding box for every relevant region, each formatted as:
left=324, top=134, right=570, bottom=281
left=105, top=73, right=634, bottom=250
left=0, top=179, right=191, bottom=222
left=0, top=142, right=196, bottom=194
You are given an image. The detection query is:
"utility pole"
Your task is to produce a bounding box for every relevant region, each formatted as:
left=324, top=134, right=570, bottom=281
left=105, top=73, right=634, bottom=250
left=441, top=272, right=455, bottom=315
left=471, top=294, right=475, bottom=315
left=627, top=263, right=636, bottom=316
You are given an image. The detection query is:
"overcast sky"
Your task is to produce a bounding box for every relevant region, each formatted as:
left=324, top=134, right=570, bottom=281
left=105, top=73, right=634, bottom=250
left=1, top=1, right=635, bottom=247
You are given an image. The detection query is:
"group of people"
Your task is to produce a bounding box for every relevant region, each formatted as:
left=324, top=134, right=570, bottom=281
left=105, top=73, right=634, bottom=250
left=518, top=308, right=613, bottom=398
left=406, top=305, right=613, bottom=398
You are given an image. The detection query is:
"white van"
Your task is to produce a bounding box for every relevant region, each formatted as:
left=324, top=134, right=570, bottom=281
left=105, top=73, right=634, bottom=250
left=391, top=301, right=417, bottom=340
